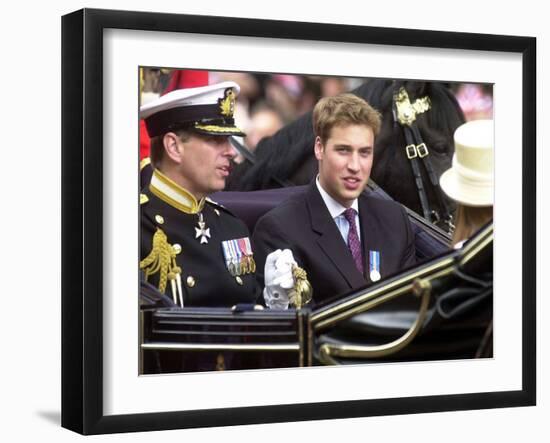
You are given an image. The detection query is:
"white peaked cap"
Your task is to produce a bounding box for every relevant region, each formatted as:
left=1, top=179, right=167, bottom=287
left=140, top=81, right=245, bottom=138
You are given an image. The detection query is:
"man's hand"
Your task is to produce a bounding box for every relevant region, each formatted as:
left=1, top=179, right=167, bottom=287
left=263, top=249, right=297, bottom=309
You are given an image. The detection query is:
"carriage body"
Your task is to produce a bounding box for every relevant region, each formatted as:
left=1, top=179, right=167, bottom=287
left=140, top=187, right=492, bottom=374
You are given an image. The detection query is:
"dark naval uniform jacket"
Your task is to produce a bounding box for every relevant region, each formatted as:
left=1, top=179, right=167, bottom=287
left=140, top=169, right=259, bottom=307
left=252, top=182, right=416, bottom=307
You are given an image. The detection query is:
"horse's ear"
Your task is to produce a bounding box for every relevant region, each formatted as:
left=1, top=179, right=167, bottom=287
left=314, top=136, right=324, bottom=160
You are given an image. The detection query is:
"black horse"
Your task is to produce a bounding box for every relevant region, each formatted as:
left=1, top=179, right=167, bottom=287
left=227, top=79, right=465, bottom=232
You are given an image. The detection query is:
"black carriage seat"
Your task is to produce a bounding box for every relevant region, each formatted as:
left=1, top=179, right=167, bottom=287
left=212, top=184, right=450, bottom=263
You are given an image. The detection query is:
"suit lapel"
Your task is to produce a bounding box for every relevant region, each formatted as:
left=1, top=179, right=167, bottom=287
left=358, top=193, right=384, bottom=282
left=306, top=184, right=366, bottom=289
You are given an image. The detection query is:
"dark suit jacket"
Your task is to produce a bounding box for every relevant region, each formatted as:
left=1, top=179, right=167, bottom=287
left=252, top=183, right=416, bottom=307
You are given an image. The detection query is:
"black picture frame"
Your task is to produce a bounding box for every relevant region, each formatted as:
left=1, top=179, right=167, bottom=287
left=61, top=8, right=536, bottom=435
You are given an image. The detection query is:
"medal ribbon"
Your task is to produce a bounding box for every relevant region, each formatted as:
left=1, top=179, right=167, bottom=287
left=369, top=250, right=380, bottom=281
left=222, top=237, right=256, bottom=277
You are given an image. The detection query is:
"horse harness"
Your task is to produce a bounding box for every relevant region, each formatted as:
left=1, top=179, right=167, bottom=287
left=393, top=86, right=455, bottom=233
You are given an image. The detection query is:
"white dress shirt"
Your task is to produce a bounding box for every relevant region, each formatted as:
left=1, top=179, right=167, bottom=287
left=315, top=176, right=361, bottom=244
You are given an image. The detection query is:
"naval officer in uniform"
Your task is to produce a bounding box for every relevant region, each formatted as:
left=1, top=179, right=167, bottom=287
left=140, top=81, right=263, bottom=307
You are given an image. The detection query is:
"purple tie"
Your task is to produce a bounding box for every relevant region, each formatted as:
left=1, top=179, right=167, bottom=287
left=343, top=208, right=364, bottom=275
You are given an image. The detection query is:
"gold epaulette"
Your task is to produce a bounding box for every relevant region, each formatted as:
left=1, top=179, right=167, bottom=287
left=140, top=228, right=184, bottom=307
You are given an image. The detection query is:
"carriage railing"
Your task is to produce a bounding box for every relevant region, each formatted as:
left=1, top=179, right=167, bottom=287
left=316, top=278, right=432, bottom=363
left=311, top=223, right=492, bottom=364
left=140, top=306, right=311, bottom=373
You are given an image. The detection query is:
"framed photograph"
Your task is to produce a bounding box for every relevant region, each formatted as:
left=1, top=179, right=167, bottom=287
left=61, top=8, right=536, bottom=435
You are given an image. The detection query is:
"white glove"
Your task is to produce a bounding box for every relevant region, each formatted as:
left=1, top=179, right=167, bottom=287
left=263, top=249, right=297, bottom=309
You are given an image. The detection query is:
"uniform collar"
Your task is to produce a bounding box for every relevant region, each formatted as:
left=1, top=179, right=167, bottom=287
left=315, top=175, right=359, bottom=219
left=149, top=168, right=205, bottom=214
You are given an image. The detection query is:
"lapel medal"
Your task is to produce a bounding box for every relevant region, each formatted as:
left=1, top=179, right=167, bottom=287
left=369, top=250, right=381, bottom=282
left=195, top=212, right=211, bottom=244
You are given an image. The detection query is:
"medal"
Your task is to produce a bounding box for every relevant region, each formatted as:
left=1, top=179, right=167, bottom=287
left=240, top=237, right=256, bottom=275
left=369, top=250, right=381, bottom=282
left=231, top=240, right=242, bottom=276
left=222, top=237, right=255, bottom=276
left=245, top=238, right=256, bottom=273
left=195, top=212, right=211, bottom=244
left=222, top=239, right=240, bottom=276
left=248, top=255, right=256, bottom=274
left=237, top=238, right=250, bottom=274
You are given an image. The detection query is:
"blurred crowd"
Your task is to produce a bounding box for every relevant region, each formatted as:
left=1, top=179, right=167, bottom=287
left=140, top=68, right=493, bottom=162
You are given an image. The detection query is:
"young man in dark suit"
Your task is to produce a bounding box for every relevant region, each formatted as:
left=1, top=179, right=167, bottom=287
left=253, top=93, right=416, bottom=308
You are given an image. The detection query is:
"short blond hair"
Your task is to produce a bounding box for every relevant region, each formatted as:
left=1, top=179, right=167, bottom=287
left=313, top=93, right=382, bottom=144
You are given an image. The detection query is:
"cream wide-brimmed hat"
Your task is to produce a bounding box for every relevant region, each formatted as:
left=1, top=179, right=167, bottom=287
left=440, top=119, right=494, bottom=207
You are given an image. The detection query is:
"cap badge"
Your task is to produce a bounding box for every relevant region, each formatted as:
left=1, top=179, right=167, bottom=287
left=218, top=88, right=236, bottom=117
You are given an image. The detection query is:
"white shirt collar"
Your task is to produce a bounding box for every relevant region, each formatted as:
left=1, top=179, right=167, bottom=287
left=315, top=176, right=359, bottom=219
